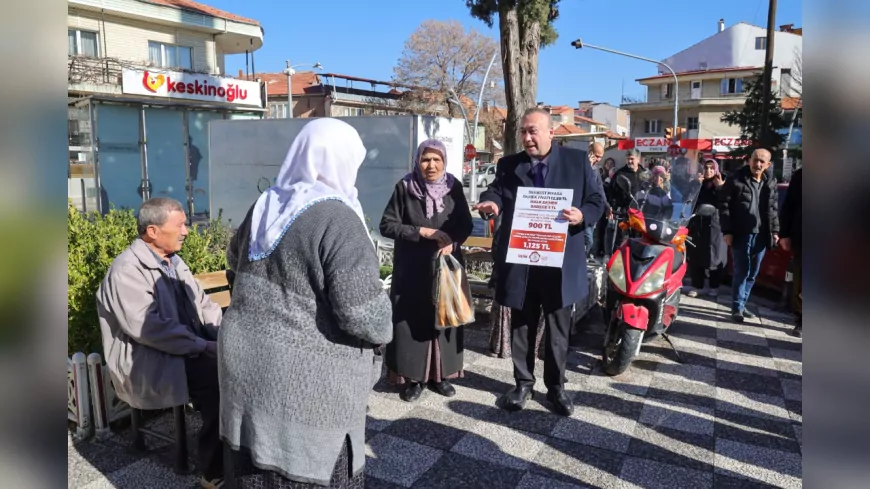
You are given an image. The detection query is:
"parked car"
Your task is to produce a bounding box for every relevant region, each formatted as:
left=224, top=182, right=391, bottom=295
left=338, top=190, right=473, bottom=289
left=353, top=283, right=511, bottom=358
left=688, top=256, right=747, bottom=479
left=463, top=165, right=496, bottom=188
left=725, top=182, right=793, bottom=292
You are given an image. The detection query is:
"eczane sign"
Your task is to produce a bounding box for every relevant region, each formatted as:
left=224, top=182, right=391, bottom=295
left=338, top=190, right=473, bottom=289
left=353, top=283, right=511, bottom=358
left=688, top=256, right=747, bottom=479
left=712, top=137, right=752, bottom=153
left=634, top=137, right=671, bottom=153
left=122, top=68, right=262, bottom=107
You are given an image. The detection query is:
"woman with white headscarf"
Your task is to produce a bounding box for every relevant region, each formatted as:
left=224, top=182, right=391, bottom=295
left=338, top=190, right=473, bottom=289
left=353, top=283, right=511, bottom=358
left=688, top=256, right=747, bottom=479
left=219, top=118, right=392, bottom=488
left=379, top=139, right=473, bottom=403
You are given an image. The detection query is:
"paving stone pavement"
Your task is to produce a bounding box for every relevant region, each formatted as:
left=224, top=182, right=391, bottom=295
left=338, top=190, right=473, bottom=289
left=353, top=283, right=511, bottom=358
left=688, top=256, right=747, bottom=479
left=68, top=290, right=802, bottom=488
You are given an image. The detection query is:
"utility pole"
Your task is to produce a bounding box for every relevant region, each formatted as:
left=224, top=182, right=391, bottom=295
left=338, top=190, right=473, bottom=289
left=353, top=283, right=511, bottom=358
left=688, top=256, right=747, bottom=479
left=759, top=0, right=777, bottom=147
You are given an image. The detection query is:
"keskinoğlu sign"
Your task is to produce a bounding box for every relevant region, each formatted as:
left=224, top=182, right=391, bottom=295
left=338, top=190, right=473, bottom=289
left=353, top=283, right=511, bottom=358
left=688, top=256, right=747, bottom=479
left=121, top=68, right=262, bottom=107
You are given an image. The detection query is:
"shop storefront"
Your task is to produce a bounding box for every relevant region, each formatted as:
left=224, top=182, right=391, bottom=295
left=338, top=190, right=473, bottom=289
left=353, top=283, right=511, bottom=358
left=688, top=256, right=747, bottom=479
left=68, top=68, right=265, bottom=221
left=618, top=136, right=753, bottom=174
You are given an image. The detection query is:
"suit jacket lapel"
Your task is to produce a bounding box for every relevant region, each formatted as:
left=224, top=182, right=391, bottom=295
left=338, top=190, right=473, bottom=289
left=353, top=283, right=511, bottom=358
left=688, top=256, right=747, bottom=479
left=514, top=152, right=533, bottom=187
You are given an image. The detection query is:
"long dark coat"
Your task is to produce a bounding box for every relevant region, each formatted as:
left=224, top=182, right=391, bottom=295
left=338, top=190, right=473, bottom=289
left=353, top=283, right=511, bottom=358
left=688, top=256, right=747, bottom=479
left=479, top=145, right=606, bottom=310
left=379, top=179, right=473, bottom=382
left=688, top=182, right=727, bottom=269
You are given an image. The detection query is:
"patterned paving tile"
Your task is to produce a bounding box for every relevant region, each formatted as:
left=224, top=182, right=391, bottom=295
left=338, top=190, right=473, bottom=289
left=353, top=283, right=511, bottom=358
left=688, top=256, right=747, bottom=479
left=79, top=458, right=198, bottom=489
left=715, top=388, right=790, bottom=422
left=628, top=423, right=715, bottom=473
left=714, top=409, right=802, bottom=453
left=715, top=369, right=784, bottom=397
left=714, top=438, right=802, bottom=488
left=365, top=433, right=442, bottom=488
left=413, top=452, right=525, bottom=489
left=779, top=379, right=802, bottom=402
left=367, top=395, right=418, bottom=432
left=451, top=421, right=547, bottom=470
left=529, top=437, right=626, bottom=488
left=638, top=398, right=715, bottom=436
left=515, top=473, right=589, bottom=489
left=619, top=456, right=714, bottom=489
left=382, top=406, right=478, bottom=451
left=551, top=405, right=638, bottom=453
left=647, top=376, right=717, bottom=410
left=716, top=352, right=779, bottom=377
left=716, top=329, right=769, bottom=347
left=715, top=340, right=773, bottom=358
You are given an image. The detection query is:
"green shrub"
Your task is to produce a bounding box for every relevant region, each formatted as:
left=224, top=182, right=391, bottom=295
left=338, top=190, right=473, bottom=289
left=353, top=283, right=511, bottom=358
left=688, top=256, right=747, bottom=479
left=67, top=202, right=232, bottom=356
left=379, top=265, right=393, bottom=280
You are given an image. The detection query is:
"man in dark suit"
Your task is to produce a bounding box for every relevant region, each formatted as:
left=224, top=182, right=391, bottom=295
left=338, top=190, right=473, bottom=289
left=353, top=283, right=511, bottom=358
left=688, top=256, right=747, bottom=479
left=474, top=107, right=606, bottom=416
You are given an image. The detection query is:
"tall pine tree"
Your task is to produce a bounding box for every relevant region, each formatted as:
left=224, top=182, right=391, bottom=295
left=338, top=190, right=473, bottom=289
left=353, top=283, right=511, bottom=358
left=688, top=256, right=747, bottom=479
left=720, top=75, right=789, bottom=163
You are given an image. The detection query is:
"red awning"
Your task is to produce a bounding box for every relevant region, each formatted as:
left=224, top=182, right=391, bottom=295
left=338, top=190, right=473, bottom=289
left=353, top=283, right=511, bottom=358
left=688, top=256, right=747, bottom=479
left=618, top=138, right=751, bottom=152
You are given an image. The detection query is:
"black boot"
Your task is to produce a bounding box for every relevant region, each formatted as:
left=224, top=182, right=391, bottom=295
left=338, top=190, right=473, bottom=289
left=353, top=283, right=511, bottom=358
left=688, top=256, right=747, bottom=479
left=546, top=388, right=574, bottom=416
left=500, top=383, right=533, bottom=412
left=433, top=380, right=456, bottom=397
left=400, top=382, right=423, bottom=402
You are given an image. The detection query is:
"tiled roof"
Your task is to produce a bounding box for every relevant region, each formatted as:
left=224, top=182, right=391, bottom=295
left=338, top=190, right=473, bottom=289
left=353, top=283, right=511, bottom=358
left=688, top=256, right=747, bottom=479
left=142, top=0, right=259, bottom=25
left=781, top=97, right=802, bottom=110
left=550, top=105, right=574, bottom=115
left=248, top=71, right=321, bottom=96
left=637, top=66, right=761, bottom=82
left=574, top=115, right=607, bottom=126
left=554, top=124, right=587, bottom=136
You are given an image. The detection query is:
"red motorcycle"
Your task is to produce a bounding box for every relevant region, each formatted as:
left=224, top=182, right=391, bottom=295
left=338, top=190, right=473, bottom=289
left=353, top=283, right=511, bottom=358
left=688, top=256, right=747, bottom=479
left=601, top=177, right=716, bottom=375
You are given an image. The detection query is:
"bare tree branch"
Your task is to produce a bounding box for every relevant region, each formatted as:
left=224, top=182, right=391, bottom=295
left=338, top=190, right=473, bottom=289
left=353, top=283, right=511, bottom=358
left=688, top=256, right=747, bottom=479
left=392, top=19, right=504, bottom=119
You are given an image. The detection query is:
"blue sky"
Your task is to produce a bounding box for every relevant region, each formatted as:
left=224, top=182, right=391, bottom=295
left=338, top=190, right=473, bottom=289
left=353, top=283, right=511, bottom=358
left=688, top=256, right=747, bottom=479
left=210, top=0, right=802, bottom=107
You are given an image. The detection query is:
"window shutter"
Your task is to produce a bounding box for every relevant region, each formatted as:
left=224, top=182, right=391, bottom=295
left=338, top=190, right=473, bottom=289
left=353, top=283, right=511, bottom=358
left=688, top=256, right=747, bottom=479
left=720, top=79, right=728, bottom=95
left=736, top=79, right=744, bottom=93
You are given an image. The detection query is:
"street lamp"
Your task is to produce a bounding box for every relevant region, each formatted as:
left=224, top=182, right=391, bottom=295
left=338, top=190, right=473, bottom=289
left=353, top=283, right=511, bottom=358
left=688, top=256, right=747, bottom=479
left=470, top=51, right=499, bottom=203
left=284, top=60, right=323, bottom=118
left=571, top=38, right=679, bottom=159
left=447, top=87, right=472, bottom=143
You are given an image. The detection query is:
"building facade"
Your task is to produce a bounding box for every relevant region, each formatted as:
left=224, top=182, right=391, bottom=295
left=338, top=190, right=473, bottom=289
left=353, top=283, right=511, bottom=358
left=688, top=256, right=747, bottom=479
left=620, top=20, right=802, bottom=170
left=577, top=101, right=630, bottom=136
left=68, top=0, right=265, bottom=219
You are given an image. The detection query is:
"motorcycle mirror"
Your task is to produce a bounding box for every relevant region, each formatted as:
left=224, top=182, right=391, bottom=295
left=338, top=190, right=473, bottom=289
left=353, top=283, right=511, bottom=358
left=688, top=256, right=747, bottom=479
left=616, top=174, right=631, bottom=192
left=696, top=204, right=717, bottom=217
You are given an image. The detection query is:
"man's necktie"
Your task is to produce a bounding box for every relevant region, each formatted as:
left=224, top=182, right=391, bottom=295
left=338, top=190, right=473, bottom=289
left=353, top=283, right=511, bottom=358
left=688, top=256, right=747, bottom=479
left=531, top=163, right=545, bottom=187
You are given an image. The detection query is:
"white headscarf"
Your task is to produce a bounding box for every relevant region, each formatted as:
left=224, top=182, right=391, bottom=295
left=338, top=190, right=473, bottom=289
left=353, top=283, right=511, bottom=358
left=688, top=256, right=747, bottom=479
left=248, top=118, right=368, bottom=261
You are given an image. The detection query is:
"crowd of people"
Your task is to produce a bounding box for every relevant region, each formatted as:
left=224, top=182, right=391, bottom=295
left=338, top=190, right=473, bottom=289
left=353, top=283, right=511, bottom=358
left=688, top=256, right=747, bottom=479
left=94, top=110, right=801, bottom=489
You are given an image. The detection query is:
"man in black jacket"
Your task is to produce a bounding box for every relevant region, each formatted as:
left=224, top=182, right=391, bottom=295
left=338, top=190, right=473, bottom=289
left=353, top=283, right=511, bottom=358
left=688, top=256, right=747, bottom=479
left=608, top=149, right=645, bottom=211
left=779, top=167, right=802, bottom=337
left=475, top=108, right=605, bottom=416
left=718, top=149, right=780, bottom=323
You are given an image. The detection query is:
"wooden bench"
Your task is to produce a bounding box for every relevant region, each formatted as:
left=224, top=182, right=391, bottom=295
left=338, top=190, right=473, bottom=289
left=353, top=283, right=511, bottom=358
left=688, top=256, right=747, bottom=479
left=193, top=270, right=231, bottom=309
left=196, top=236, right=495, bottom=309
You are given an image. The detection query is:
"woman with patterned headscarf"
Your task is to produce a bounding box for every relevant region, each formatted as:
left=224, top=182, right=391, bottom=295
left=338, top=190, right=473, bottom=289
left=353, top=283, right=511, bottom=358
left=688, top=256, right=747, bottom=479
left=379, top=139, right=473, bottom=403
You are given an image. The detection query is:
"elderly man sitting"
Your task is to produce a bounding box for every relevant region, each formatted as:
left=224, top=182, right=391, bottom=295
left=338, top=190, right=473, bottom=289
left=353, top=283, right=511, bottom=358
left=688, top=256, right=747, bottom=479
left=96, top=198, right=224, bottom=488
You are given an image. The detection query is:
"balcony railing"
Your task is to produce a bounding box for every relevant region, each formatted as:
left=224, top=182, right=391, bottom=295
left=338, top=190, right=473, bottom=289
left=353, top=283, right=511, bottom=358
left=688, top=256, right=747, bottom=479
left=68, top=56, right=125, bottom=86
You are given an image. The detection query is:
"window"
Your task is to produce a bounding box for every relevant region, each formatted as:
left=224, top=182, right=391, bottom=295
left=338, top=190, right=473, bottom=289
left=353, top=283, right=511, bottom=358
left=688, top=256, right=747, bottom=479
left=780, top=68, right=793, bottom=95
left=68, top=29, right=99, bottom=57
left=644, top=119, right=662, bottom=134
left=268, top=103, right=288, bottom=119
left=686, top=117, right=699, bottom=131
left=755, top=36, right=767, bottom=50
left=661, top=83, right=673, bottom=99
left=148, top=41, right=193, bottom=70
left=721, top=78, right=744, bottom=95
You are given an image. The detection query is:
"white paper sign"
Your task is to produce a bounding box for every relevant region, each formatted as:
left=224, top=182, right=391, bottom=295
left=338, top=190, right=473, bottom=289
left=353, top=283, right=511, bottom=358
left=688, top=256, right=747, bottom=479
left=506, top=187, right=574, bottom=268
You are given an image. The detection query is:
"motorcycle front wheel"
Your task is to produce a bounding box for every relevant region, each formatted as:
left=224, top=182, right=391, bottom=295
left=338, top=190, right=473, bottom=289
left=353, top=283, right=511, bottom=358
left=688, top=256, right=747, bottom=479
left=602, top=325, right=644, bottom=376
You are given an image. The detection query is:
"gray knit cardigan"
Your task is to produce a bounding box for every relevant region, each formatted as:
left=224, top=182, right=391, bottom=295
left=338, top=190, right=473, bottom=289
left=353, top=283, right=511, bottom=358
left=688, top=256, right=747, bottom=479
left=218, top=200, right=393, bottom=486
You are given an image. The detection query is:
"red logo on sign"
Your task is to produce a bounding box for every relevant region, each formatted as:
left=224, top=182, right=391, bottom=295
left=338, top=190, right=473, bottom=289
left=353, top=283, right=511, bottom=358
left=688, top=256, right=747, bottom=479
left=141, top=70, right=248, bottom=102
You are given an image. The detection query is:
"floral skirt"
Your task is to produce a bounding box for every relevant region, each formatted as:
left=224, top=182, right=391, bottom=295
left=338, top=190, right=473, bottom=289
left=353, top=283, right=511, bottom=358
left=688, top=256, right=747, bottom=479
left=226, top=441, right=363, bottom=489
left=488, top=301, right=546, bottom=360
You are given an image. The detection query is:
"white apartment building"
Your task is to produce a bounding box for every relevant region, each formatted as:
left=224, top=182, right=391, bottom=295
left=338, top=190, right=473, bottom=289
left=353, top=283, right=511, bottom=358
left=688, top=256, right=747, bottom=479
left=620, top=19, right=802, bottom=171
left=68, top=0, right=265, bottom=218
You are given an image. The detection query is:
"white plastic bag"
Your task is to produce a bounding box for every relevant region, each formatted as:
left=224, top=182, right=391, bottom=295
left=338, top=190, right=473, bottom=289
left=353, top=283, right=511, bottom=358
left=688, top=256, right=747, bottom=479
left=433, top=254, right=475, bottom=328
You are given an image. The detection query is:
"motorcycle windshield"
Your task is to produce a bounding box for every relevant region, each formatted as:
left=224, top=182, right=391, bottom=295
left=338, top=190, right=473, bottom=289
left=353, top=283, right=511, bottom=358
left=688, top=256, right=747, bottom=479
left=635, top=179, right=702, bottom=243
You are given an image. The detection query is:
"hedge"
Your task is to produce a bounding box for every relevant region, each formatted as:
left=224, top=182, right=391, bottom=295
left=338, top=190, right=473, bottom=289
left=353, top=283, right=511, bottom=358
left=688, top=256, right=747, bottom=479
left=68, top=203, right=392, bottom=356
left=67, top=203, right=232, bottom=356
